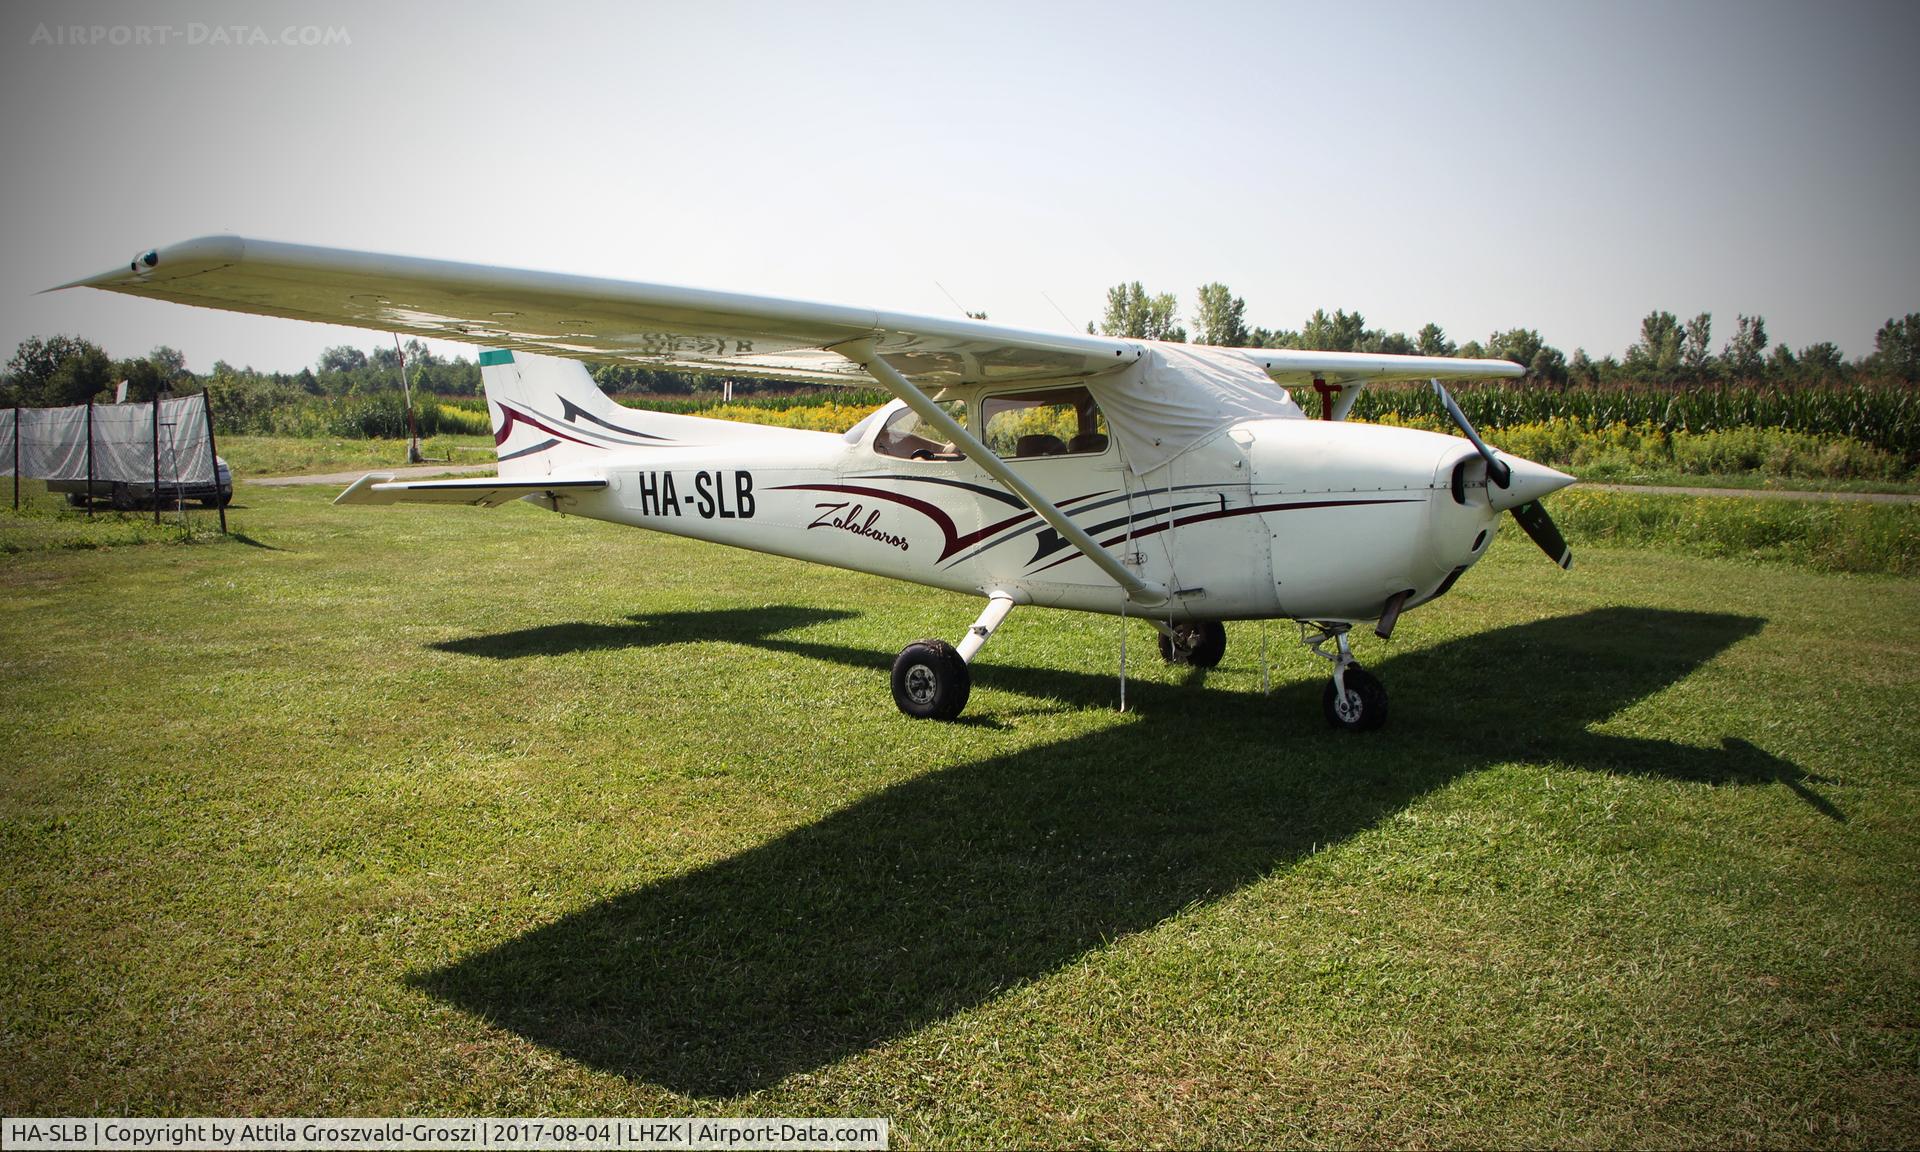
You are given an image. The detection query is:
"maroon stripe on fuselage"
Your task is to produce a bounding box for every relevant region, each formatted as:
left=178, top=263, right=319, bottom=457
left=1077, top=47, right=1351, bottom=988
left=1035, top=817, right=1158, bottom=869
left=494, top=403, right=602, bottom=449
left=772, top=483, right=1109, bottom=564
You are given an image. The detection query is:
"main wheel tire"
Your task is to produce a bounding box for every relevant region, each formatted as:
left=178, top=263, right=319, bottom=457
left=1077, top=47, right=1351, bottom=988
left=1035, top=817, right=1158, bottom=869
left=1156, top=621, right=1227, bottom=668
left=891, top=638, right=971, bottom=721
left=1322, top=666, right=1388, bottom=731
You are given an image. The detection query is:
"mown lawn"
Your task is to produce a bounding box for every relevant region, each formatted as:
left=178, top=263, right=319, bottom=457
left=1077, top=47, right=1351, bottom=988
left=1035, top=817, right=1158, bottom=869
left=215, top=434, right=496, bottom=478
left=1, top=483, right=1915, bottom=1148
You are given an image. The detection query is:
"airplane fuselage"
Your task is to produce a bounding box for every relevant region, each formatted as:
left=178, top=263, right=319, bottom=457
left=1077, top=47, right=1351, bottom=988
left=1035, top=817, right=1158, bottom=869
left=529, top=403, right=1501, bottom=625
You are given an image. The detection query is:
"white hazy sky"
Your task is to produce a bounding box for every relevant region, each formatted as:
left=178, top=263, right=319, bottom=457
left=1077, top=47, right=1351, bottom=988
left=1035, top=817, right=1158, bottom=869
left=2, top=0, right=1915, bottom=373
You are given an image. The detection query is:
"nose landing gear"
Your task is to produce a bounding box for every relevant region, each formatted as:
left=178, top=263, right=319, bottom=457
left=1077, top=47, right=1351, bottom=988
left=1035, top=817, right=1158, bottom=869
left=1301, top=622, right=1388, bottom=731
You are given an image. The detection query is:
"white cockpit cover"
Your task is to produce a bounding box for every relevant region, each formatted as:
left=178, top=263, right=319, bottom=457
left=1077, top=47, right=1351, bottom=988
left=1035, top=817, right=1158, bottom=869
left=1087, top=342, right=1303, bottom=474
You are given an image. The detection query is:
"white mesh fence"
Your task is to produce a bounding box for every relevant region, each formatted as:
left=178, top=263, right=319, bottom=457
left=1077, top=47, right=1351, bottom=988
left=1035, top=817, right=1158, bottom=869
left=2, top=394, right=214, bottom=484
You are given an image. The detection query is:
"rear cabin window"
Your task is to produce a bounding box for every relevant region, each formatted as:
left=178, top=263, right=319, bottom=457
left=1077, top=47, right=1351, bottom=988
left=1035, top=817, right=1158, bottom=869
left=981, top=386, right=1109, bottom=459
left=873, top=400, right=968, bottom=461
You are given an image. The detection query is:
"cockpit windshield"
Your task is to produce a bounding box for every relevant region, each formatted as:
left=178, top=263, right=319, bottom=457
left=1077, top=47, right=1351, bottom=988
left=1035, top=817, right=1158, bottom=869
left=872, top=400, right=968, bottom=461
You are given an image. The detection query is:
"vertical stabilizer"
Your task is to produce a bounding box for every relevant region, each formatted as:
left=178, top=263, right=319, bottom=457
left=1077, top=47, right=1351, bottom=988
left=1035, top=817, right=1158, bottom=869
left=480, top=349, right=657, bottom=478
left=479, top=348, right=853, bottom=478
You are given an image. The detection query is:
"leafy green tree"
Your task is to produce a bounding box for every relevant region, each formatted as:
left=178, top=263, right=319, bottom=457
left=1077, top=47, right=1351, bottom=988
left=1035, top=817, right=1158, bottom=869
left=1485, top=328, right=1545, bottom=369
left=1871, top=313, right=1920, bottom=383
left=1375, top=331, right=1416, bottom=356
left=148, top=345, right=190, bottom=385
left=1627, top=311, right=1684, bottom=378
left=1193, top=282, right=1249, bottom=347
left=1797, top=341, right=1844, bottom=380
left=1247, top=327, right=1299, bottom=349
left=318, top=345, right=368, bottom=373
left=1568, top=347, right=1596, bottom=387
left=1416, top=323, right=1455, bottom=357
left=4, top=334, right=114, bottom=406
left=1456, top=339, right=1486, bottom=359
left=1299, top=308, right=1368, bottom=352
left=1099, top=282, right=1185, bottom=342
left=1766, top=344, right=1797, bottom=379
left=371, top=338, right=439, bottom=374
left=1723, top=314, right=1769, bottom=380
left=1681, top=313, right=1714, bottom=379
left=1101, top=282, right=1147, bottom=338
left=114, top=355, right=168, bottom=401
left=1529, top=346, right=1569, bottom=388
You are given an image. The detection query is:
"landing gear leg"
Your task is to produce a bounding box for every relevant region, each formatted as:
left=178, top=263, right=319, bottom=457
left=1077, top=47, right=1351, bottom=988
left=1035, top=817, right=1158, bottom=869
left=1300, top=622, right=1388, bottom=731
left=892, top=593, right=1016, bottom=721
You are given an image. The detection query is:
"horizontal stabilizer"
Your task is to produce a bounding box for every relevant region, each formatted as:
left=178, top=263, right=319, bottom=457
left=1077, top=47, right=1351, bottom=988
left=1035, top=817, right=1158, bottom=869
left=334, top=473, right=605, bottom=507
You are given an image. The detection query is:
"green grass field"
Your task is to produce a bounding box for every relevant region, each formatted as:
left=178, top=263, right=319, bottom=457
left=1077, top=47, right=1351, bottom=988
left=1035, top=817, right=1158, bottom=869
left=2, top=483, right=1917, bottom=1147
left=215, top=434, right=497, bottom=478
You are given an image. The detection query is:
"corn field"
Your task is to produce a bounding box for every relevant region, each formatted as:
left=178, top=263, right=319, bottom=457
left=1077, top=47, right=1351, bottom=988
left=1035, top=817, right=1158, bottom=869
left=1350, top=382, right=1920, bottom=462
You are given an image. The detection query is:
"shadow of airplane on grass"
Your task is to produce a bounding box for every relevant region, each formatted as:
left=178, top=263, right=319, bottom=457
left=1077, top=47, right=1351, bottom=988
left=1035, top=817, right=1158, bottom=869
left=411, top=607, right=1834, bottom=1097
left=430, top=605, right=859, bottom=659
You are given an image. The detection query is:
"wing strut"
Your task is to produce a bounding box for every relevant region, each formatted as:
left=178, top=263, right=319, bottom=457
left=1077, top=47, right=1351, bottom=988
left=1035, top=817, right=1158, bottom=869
left=835, top=338, right=1168, bottom=607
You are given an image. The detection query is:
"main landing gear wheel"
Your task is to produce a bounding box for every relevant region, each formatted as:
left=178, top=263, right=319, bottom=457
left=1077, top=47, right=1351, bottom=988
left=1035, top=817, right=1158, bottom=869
left=891, top=638, right=971, bottom=721
left=1322, top=665, right=1388, bottom=731
left=1157, top=621, right=1227, bottom=668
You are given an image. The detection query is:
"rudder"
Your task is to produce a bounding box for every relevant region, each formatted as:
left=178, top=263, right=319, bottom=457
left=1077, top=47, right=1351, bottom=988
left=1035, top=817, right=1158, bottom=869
left=480, top=349, right=659, bottom=478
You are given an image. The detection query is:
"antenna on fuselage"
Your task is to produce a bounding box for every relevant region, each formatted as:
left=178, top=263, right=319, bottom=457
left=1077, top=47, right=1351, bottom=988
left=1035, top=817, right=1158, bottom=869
left=933, top=280, right=971, bottom=319
left=1039, top=290, right=1081, bottom=333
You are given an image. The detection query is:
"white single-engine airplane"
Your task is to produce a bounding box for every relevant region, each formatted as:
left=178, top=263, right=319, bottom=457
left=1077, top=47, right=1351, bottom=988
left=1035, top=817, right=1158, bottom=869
left=64, top=237, right=1576, bottom=728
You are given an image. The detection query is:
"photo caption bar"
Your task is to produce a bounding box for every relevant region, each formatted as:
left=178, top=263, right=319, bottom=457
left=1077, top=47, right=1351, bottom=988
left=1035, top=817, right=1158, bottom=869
left=1, top=1118, right=888, bottom=1152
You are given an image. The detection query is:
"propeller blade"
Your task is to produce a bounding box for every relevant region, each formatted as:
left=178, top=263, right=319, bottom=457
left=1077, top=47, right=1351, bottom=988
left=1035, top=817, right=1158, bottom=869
left=1511, top=500, right=1573, bottom=570
left=1431, top=378, right=1511, bottom=489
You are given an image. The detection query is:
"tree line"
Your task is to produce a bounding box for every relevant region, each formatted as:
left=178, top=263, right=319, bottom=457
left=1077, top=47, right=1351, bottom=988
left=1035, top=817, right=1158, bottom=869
left=5, top=293, right=1917, bottom=414
left=1097, top=281, right=1920, bottom=388
left=0, top=334, right=811, bottom=412
left=0, top=335, right=486, bottom=410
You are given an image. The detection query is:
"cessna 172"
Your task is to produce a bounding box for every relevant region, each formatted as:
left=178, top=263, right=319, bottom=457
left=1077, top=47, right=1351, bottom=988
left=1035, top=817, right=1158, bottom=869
left=63, top=237, right=1576, bottom=728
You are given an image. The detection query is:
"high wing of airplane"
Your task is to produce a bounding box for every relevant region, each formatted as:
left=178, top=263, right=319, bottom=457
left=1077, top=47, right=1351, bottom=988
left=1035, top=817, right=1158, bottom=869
left=63, top=236, right=1576, bottom=728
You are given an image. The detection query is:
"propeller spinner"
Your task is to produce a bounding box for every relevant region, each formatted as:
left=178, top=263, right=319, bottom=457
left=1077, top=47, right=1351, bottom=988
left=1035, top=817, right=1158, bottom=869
left=1431, top=378, right=1576, bottom=569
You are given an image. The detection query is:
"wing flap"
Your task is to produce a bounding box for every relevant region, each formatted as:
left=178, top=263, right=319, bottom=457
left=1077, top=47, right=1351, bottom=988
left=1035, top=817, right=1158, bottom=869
left=334, top=473, right=606, bottom=507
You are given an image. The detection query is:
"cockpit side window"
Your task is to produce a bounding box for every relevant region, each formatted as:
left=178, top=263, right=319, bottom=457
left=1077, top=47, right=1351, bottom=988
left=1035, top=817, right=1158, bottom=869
left=873, top=400, right=969, bottom=461
left=981, top=386, right=1109, bottom=460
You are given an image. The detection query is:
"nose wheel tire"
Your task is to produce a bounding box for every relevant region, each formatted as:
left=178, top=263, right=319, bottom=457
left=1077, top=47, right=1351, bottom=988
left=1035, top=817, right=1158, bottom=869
left=892, top=638, right=972, bottom=721
left=1156, top=621, right=1227, bottom=668
left=1322, top=666, right=1388, bottom=731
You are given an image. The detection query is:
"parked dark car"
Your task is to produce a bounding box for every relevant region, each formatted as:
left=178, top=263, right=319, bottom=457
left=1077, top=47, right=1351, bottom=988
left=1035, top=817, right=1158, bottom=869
left=51, top=457, right=233, bottom=509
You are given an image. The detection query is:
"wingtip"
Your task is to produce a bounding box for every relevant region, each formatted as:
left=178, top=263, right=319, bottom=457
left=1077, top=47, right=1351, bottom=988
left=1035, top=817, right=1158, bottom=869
left=46, top=234, right=250, bottom=294
left=333, top=472, right=398, bottom=506
left=41, top=271, right=118, bottom=294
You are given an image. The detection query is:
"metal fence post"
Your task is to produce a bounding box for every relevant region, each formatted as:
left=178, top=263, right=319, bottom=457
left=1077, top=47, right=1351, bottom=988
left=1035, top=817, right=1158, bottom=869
left=85, top=400, right=94, bottom=518
left=201, top=392, right=226, bottom=534
left=11, top=404, right=18, bottom=511
left=152, top=393, right=162, bottom=524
